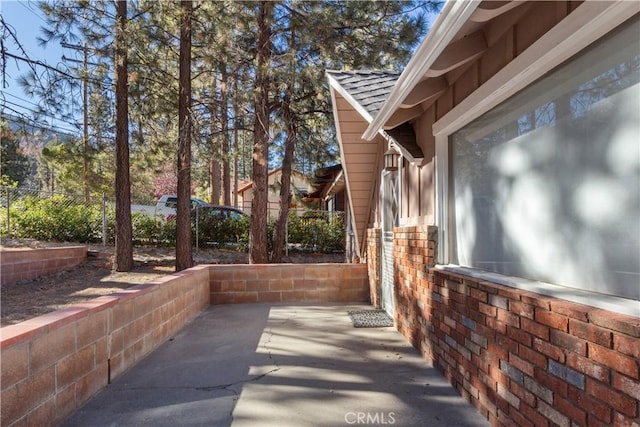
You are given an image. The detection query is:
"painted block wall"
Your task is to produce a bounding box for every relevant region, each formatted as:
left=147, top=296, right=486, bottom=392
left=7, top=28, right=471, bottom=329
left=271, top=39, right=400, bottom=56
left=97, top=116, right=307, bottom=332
left=0, top=246, right=87, bottom=285
left=0, top=266, right=210, bottom=427
left=368, top=224, right=640, bottom=426
left=209, top=263, right=369, bottom=304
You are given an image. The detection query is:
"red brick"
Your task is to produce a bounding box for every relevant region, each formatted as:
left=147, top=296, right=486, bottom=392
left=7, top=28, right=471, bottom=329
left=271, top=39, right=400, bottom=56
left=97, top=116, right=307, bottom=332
left=589, top=343, right=638, bottom=379
left=613, top=411, right=640, bottom=427
left=535, top=308, right=568, bottom=331
left=521, top=317, right=550, bottom=340
left=587, top=377, right=637, bottom=417
left=554, top=393, right=587, bottom=425
left=589, top=311, right=640, bottom=338
left=486, top=317, right=507, bottom=334
left=479, top=302, right=497, bottom=318
left=509, top=408, right=535, bottom=427
left=566, top=352, right=610, bottom=383
left=612, top=373, right=640, bottom=401
left=518, top=345, right=547, bottom=369
left=497, top=309, right=520, bottom=327
left=258, top=291, right=283, bottom=303
left=507, top=325, right=532, bottom=347
left=568, top=387, right=612, bottom=423
left=533, top=337, right=565, bottom=362
left=569, top=319, right=613, bottom=348
left=510, top=300, right=534, bottom=319
left=550, top=329, right=587, bottom=356
left=614, top=334, right=640, bottom=359
left=549, top=300, right=590, bottom=322
left=519, top=401, right=550, bottom=427
left=535, top=367, right=568, bottom=398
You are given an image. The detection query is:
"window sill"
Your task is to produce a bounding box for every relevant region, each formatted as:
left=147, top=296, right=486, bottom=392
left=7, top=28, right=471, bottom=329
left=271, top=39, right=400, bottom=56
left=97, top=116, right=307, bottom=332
left=434, top=265, right=640, bottom=318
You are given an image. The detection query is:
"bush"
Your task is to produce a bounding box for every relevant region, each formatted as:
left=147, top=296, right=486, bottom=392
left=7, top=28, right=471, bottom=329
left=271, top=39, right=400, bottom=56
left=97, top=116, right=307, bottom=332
left=193, top=213, right=249, bottom=249
left=6, top=195, right=104, bottom=243
left=284, top=211, right=345, bottom=252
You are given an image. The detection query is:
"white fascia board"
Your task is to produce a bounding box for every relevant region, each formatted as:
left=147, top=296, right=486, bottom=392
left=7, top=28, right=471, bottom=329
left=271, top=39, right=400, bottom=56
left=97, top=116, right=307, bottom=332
left=326, top=71, right=374, bottom=124
left=362, top=0, right=481, bottom=141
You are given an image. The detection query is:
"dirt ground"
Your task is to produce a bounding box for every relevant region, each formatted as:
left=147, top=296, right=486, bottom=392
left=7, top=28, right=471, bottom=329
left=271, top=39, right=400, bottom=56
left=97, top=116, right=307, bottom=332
left=0, top=238, right=345, bottom=326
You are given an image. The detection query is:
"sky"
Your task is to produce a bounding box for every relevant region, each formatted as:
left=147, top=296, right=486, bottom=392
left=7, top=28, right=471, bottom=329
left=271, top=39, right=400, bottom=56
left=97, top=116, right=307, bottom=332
left=2, top=0, right=441, bottom=137
left=2, top=0, right=83, bottom=134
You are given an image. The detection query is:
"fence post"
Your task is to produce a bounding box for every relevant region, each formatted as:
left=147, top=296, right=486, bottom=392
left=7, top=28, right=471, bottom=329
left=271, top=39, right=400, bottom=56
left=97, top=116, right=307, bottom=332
left=4, top=187, right=10, bottom=236
left=195, top=206, right=199, bottom=253
left=102, top=193, right=107, bottom=246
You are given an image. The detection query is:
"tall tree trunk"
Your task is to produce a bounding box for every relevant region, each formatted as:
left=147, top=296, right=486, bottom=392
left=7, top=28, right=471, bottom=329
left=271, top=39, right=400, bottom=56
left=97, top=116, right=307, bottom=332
left=220, top=64, right=231, bottom=206
left=176, top=0, right=193, bottom=272
left=209, top=156, right=221, bottom=204
left=270, top=8, right=296, bottom=263
left=113, top=0, right=133, bottom=272
left=270, top=102, right=295, bottom=263
left=249, top=0, right=273, bottom=264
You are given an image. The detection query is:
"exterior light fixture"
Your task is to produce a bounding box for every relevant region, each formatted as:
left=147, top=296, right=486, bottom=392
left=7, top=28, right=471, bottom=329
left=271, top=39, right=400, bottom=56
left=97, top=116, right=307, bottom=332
left=384, top=146, right=400, bottom=171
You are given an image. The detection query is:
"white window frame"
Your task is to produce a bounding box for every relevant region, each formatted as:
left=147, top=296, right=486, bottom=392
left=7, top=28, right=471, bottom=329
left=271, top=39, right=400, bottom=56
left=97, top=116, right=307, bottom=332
left=433, top=2, right=640, bottom=317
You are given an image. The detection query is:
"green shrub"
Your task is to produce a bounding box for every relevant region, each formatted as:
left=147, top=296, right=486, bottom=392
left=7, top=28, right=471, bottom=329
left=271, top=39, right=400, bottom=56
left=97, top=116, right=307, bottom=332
left=6, top=195, right=104, bottom=243
left=194, top=213, right=249, bottom=249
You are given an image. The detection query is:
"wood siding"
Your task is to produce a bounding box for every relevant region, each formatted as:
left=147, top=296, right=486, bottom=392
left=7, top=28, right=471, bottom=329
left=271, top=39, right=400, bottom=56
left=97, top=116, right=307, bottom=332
left=332, top=94, right=383, bottom=256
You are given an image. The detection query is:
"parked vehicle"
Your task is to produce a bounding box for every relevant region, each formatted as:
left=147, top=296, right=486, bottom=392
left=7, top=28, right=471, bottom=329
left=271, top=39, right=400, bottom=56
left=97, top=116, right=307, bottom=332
left=166, top=205, right=247, bottom=221
left=131, top=195, right=209, bottom=219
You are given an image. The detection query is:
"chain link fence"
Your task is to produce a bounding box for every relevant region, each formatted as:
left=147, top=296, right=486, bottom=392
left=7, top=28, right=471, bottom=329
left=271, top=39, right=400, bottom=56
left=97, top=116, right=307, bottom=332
left=0, top=186, right=345, bottom=252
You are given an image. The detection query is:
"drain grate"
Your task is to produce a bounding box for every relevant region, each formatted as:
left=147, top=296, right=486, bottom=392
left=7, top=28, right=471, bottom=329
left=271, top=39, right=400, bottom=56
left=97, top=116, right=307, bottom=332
left=347, top=310, right=394, bottom=328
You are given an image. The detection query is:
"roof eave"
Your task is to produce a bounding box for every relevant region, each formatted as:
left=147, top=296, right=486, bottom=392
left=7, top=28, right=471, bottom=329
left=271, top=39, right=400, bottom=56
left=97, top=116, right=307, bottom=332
left=362, top=0, right=481, bottom=141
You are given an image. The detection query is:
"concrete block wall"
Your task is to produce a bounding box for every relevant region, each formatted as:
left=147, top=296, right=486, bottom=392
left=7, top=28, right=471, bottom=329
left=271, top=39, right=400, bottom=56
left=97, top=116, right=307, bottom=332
left=0, top=265, right=210, bottom=427
left=209, top=263, right=369, bottom=304
left=0, top=246, right=87, bottom=285
left=368, top=224, right=640, bottom=426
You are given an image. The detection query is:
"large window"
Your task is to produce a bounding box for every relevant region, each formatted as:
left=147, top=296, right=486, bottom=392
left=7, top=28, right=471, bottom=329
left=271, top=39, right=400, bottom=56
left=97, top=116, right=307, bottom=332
left=449, top=17, right=639, bottom=300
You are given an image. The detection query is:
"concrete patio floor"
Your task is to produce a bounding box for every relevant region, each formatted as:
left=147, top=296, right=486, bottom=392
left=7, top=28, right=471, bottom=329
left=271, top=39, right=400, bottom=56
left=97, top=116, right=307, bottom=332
left=62, top=304, right=489, bottom=427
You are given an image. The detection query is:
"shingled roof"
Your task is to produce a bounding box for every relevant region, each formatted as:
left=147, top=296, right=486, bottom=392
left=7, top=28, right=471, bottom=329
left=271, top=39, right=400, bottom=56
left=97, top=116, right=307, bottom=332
left=326, top=70, right=400, bottom=119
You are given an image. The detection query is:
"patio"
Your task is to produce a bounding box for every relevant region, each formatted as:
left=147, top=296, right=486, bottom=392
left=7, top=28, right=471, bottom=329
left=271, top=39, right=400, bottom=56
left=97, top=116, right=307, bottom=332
left=62, top=303, right=489, bottom=426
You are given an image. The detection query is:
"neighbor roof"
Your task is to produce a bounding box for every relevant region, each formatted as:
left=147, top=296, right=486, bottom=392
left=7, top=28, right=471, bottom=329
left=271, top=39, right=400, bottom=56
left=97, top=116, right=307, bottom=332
left=326, top=70, right=400, bottom=120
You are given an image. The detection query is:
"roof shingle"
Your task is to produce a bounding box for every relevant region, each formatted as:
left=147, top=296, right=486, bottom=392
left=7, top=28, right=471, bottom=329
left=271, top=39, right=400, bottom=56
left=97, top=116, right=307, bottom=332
left=326, top=70, right=400, bottom=118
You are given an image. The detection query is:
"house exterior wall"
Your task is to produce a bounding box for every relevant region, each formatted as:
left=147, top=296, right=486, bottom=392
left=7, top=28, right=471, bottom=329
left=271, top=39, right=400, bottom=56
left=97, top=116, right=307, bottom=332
left=365, top=224, right=640, bottom=426
left=239, top=170, right=311, bottom=217
left=363, top=5, right=640, bottom=424
left=398, top=1, right=584, bottom=229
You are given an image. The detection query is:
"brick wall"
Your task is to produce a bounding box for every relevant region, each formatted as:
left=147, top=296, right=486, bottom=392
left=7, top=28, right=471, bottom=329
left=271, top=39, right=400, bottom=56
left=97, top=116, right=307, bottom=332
left=1, top=246, right=87, bottom=285
left=209, top=263, right=369, bottom=304
left=0, top=265, right=210, bottom=427
left=370, top=224, right=640, bottom=426
left=366, top=228, right=381, bottom=308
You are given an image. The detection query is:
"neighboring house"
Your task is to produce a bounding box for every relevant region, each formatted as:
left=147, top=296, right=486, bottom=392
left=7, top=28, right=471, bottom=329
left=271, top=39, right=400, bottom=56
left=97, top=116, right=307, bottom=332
left=238, top=168, right=311, bottom=218
left=328, top=1, right=639, bottom=426
left=309, top=164, right=358, bottom=263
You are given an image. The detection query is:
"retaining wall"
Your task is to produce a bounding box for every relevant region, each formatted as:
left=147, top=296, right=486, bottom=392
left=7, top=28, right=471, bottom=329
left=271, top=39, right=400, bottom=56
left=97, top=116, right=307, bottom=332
left=0, top=246, right=87, bottom=285
left=0, top=265, right=210, bottom=427
left=1, top=262, right=370, bottom=426
left=209, top=263, right=369, bottom=304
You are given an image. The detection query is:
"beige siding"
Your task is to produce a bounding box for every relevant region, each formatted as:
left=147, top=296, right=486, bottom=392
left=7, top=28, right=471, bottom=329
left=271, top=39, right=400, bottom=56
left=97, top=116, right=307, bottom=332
left=333, top=92, right=382, bottom=256
left=396, top=1, right=581, bottom=226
